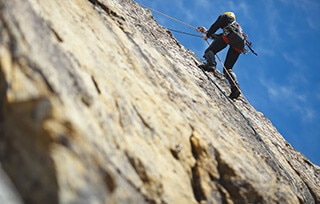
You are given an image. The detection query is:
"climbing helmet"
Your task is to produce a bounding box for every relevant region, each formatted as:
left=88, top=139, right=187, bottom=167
left=224, top=11, right=236, bottom=21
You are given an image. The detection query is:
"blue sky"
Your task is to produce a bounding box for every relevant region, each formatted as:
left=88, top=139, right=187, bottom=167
left=135, top=0, right=320, bottom=166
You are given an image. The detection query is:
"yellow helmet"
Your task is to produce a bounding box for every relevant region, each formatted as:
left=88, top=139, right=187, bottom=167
left=224, top=11, right=236, bottom=21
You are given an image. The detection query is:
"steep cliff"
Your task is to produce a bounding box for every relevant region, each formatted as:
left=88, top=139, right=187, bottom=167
left=0, top=0, right=319, bottom=203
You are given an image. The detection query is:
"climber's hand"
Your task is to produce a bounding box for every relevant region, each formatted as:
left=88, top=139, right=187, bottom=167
left=196, top=26, right=207, bottom=33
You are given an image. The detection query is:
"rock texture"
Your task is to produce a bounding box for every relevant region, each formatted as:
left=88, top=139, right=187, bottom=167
left=0, top=0, right=319, bottom=203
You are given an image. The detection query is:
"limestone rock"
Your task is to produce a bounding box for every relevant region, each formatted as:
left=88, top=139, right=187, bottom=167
left=0, top=0, right=319, bottom=203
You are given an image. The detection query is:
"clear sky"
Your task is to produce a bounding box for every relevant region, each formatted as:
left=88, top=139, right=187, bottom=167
left=135, top=0, right=320, bottom=166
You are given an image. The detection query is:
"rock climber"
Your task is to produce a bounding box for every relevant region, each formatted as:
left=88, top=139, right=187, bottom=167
left=196, top=11, right=247, bottom=100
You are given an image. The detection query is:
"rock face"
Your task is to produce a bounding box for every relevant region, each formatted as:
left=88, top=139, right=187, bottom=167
left=0, top=0, right=319, bottom=203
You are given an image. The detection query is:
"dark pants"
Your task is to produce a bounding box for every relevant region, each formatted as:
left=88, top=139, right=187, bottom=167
left=204, top=36, right=241, bottom=87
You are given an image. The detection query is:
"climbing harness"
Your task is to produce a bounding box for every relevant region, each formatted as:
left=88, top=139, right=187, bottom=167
left=222, top=20, right=258, bottom=56
left=138, top=4, right=306, bottom=201
left=223, top=21, right=239, bottom=36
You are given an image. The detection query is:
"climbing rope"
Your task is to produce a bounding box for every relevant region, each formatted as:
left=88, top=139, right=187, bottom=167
left=138, top=4, right=263, bottom=134
left=167, top=28, right=203, bottom=38
left=140, top=2, right=245, bottom=99
left=139, top=3, right=196, bottom=29
left=138, top=4, right=306, bottom=201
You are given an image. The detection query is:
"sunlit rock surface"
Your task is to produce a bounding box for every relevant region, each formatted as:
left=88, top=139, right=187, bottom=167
left=0, top=0, right=319, bottom=203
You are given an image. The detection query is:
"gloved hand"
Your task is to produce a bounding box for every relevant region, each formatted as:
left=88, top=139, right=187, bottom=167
left=196, top=26, right=207, bottom=33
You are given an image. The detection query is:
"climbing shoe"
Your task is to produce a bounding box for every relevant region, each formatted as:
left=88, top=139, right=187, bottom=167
left=229, top=87, right=240, bottom=100
left=198, top=64, right=216, bottom=72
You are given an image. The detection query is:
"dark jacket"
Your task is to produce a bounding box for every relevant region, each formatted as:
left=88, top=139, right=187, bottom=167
left=206, top=14, right=245, bottom=51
